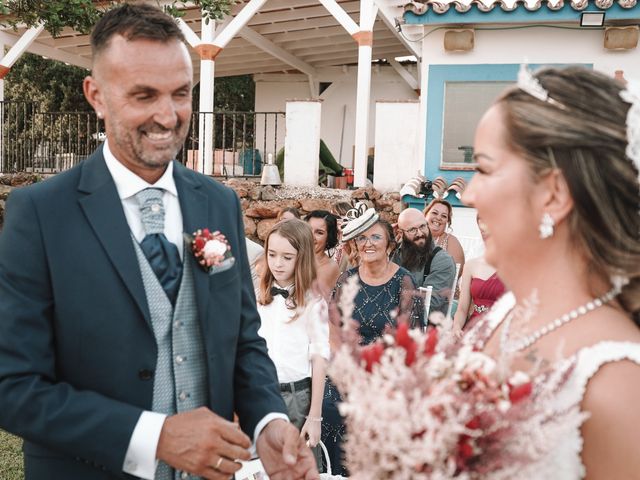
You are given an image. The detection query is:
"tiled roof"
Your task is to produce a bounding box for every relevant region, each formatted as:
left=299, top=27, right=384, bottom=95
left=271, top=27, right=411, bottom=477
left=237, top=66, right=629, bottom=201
left=403, top=0, right=637, bottom=15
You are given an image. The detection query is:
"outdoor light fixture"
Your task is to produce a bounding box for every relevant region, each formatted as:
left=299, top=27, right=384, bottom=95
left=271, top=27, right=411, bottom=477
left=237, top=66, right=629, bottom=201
left=604, top=26, right=639, bottom=50
left=443, top=29, right=475, bottom=52
left=580, top=11, right=605, bottom=27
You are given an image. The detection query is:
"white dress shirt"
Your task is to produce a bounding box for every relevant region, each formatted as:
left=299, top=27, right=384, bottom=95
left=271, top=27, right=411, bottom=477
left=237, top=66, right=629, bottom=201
left=103, top=141, right=183, bottom=259
left=257, top=289, right=330, bottom=383
left=103, top=141, right=287, bottom=479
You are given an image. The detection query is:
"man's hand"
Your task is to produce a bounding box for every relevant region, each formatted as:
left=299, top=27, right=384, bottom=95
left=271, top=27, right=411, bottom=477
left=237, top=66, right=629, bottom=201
left=156, top=407, right=252, bottom=480
left=257, top=419, right=320, bottom=480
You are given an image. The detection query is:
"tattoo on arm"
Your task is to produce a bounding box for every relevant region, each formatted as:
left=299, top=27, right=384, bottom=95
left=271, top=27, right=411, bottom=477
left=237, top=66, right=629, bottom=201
left=525, top=349, right=549, bottom=371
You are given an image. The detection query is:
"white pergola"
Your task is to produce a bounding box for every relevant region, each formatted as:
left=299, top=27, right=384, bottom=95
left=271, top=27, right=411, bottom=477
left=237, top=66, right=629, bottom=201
left=0, top=0, right=424, bottom=186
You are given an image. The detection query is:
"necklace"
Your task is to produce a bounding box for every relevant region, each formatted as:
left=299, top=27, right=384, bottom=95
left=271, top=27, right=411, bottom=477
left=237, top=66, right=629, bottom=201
left=500, top=284, right=622, bottom=354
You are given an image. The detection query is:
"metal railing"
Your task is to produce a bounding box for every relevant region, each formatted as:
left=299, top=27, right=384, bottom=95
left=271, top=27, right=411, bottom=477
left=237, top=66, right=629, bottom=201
left=0, top=101, right=102, bottom=173
left=0, top=101, right=284, bottom=177
left=178, top=111, right=284, bottom=177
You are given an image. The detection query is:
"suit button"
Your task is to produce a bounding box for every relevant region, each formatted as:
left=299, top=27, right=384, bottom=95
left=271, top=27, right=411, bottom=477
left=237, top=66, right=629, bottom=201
left=138, top=369, right=154, bottom=381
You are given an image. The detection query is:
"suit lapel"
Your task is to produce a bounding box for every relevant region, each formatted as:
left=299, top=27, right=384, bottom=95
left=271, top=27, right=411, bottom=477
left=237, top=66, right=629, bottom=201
left=77, top=148, right=152, bottom=327
left=173, top=162, right=211, bottom=329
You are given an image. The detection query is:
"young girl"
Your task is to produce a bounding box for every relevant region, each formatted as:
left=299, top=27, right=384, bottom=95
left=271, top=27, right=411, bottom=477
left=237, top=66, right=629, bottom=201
left=257, top=219, right=330, bottom=453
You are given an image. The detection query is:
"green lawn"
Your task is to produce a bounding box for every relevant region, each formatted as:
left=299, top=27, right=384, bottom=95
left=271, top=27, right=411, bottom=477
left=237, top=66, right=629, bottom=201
left=0, top=430, right=23, bottom=480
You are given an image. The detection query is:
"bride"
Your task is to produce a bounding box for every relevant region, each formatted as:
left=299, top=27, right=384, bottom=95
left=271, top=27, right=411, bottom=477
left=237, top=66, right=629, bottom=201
left=461, top=66, right=640, bottom=479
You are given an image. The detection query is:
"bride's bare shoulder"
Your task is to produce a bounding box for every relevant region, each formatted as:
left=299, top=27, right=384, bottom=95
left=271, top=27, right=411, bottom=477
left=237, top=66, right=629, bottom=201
left=580, top=348, right=640, bottom=479
left=565, top=308, right=640, bottom=352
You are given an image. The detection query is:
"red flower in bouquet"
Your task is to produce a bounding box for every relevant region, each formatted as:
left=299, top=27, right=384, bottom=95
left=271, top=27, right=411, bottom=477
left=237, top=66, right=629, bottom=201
left=328, top=315, right=585, bottom=480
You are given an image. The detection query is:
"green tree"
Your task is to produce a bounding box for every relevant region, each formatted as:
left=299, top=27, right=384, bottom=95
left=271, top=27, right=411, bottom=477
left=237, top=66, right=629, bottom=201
left=192, top=74, right=255, bottom=112
left=5, top=53, right=89, bottom=111
left=0, top=0, right=237, bottom=37
left=1, top=53, right=255, bottom=172
left=2, top=54, right=95, bottom=171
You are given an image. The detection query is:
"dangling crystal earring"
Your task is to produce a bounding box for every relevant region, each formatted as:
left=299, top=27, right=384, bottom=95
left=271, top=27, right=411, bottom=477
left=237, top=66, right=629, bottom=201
left=539, top=212, right=555, bottom=239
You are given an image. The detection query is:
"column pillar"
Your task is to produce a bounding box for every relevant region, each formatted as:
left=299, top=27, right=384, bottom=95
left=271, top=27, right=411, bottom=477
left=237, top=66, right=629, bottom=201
left=197, top=18, right=216, bottom=175
left=352, top=0, right=375, bottom=187
left=284, top=100, right=322, bottom=186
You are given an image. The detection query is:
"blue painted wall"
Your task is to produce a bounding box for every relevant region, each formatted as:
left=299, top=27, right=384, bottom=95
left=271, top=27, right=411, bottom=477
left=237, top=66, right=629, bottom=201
left=423, top=63, right=590, bottom=207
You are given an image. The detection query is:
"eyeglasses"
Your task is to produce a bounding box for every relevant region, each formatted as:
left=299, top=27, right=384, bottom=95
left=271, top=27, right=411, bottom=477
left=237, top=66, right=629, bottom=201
left=354, top=233, right=384, bottom=246
left=400, top=223, right=429, bottom=236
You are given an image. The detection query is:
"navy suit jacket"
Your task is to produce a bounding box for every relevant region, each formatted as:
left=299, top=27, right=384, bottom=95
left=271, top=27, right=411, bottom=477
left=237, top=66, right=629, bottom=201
left=0, top=147, right=286, bottom=479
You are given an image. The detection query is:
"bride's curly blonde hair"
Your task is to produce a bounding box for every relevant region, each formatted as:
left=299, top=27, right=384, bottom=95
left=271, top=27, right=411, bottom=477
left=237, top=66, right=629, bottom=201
left=498, top=66, right=640, bottom=324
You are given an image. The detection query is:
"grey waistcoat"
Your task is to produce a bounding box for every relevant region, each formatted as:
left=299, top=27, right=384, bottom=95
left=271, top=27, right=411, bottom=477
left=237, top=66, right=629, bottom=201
left=132, top=238, right=207, bottom=480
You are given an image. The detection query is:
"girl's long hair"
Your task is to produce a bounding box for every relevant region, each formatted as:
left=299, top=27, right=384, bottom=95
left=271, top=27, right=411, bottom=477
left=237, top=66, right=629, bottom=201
left=258, top=219, right=317, bottom=316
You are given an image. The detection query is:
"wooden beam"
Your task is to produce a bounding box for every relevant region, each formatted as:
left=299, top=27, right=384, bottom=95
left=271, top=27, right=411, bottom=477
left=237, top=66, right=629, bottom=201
left=319, top=80, right=342, bottom=100
left=230, top=0, right=317, bottom=15
left=281, top=31, right=397, bottom=51
left=254, top=16, right=358, bottom=35
left=176, top=18, right=202, bottom=48
left=0, top=24, right=45, bottom=71
left=0, top=30, right=92, bottom=71
left=388, top=58, right=418, bottom=90
left=361, top=3, right=378, bottom=31
left=373, top=0, right=420, bottom=59
left=308, top=75, right=319, bottom=98
left=268, top=25, right=351, bottom=43
left=291, top=37, right=399, bottom=57
left=248, top=1, right=359, bottom=26
left=239, top=26, right=317, bottom=76
left=218, top=57, right=291, bottom=70
left=213, top=0, right=268, bottom=49
left=37, top=34, right=89, bottom=49
left=301, top=45, right=402, bottom=63
left=318, top=0, right=359, bottom=36
left=216, top=63, right=292, bottom=77
left=213, top=49, right=275, bottom=62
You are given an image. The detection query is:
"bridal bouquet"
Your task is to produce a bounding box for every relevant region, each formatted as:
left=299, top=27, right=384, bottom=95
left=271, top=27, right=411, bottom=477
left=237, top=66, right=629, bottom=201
left=329, top=280, right=585, bottom=479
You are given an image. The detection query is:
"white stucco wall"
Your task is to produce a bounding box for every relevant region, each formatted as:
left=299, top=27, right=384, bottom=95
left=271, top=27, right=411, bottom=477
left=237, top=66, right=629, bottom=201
left=254, top=66, right=419, bottom=172
left=415, top=26, right=639, bottom=248
left=374, top=101, right=420, bottom=192
left=420, top=28, right=640, bottom=78
left=418, top=28, right=640, bottom=151
left=284, top=100, right=322, bottom=187
left=254, top=80, right=308, bottom=161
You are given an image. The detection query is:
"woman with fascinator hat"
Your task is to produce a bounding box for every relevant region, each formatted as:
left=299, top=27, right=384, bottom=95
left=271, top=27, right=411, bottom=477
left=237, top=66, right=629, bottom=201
left=462, top=65, right=640, bottom=479
left=320, top=204, right=424, bottom=476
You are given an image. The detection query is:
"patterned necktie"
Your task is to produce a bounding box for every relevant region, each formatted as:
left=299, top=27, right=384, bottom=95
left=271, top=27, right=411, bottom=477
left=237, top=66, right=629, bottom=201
left=135, top=188, right=182, bottom=305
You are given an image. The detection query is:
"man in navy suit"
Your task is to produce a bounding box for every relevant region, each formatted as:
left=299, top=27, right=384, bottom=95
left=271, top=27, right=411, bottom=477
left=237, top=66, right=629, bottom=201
left=0, top=4, right=318, bottom=480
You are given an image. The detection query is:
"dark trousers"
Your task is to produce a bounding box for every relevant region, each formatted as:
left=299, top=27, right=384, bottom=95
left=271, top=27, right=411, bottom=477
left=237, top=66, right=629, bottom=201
left=279, top=378, right=321, bottom=468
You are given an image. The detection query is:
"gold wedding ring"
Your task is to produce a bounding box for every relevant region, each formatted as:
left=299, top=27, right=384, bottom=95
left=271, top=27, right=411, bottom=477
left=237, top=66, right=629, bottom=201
left=215, top=457, right=223, bottom=470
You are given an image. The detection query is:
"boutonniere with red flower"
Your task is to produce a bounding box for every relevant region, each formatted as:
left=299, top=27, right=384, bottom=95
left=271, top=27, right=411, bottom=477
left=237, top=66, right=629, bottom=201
left=185, top=228, right=235, bottom=275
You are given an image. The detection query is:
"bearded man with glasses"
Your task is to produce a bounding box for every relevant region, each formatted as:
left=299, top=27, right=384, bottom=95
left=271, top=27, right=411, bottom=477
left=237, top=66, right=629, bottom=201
left=392, top=207, right=456, bottom=316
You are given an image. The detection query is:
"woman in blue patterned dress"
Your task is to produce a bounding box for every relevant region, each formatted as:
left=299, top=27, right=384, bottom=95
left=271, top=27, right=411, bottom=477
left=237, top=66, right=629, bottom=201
left=321, top=217, right=424, bottom=475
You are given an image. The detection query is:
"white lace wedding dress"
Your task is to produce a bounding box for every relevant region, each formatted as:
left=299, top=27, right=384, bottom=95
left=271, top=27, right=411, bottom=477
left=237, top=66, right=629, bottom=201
left=469, top=292, right=640, bottom=480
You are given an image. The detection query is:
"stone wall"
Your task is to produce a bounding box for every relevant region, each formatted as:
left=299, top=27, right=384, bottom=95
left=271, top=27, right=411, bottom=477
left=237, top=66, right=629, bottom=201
left=0, top=174, right=43, bottom=231
left=0, top=174, right=403, bottom=240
